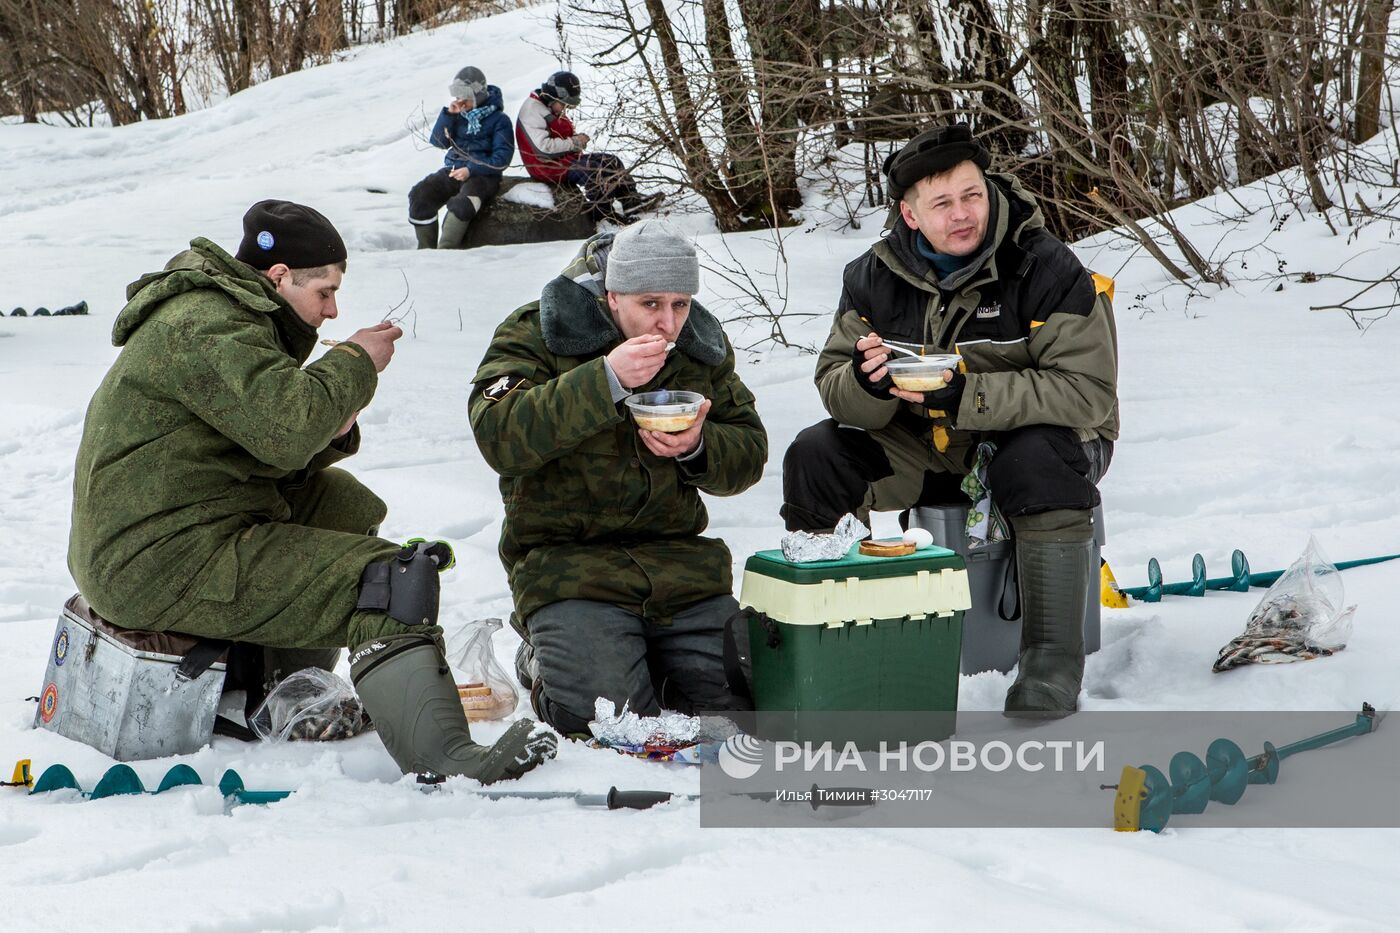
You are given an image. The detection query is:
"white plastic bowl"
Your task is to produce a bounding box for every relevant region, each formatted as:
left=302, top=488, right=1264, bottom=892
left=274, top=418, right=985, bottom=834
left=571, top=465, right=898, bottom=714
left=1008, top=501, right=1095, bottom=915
left=884, top=354, right=962, bottom=391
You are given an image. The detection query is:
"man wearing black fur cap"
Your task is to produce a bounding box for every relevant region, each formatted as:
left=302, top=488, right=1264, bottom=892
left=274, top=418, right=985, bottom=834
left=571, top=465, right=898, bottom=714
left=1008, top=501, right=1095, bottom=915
left=780, top=123, right=1120, bottom=718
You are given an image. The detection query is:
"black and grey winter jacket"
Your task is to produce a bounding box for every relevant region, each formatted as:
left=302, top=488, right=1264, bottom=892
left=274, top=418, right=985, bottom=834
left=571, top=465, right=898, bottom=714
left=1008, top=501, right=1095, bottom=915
left=815, top=172, right=1119, bottom=459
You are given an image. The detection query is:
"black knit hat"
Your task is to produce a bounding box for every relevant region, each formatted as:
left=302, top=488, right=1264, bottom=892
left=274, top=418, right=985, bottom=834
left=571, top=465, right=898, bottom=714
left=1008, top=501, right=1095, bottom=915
left=883, top=124, right=992, bottom=200
left=539, top=70, right=582, bottom=107
left=235, top=200, right=347, bottom=271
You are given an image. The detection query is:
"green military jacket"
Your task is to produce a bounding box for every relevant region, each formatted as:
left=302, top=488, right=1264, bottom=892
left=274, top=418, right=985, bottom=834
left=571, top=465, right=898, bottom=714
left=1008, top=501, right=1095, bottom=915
left=68, top=238, right=378, bottom=626
left=817, top=172, right=1119, bottom=462
left=469, top=235, right=768, bottom=627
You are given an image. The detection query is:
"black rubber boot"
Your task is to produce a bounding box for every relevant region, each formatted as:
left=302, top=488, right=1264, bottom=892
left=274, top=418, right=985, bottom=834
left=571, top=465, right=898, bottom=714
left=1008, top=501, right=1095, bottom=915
left=514, top=639, right=536, bottom=691
left=1004, top=534, right=1095, bottom=718
left=413, top=221, right=439, bottom=250
left=351, top=633, right=557, bottom=784
left=263, top=647, right=341, bottom=686
left=620, top=190, right=665, bottom=218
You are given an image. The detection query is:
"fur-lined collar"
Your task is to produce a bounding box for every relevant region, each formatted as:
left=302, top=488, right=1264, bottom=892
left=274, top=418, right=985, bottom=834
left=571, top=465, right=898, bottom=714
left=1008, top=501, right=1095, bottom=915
left=538, top=234, right=727, bottom=365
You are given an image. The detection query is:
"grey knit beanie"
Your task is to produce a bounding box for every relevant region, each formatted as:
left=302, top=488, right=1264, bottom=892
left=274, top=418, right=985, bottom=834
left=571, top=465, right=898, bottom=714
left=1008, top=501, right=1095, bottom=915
left=449, top=66, right=488, bottom=107
left=605, top=220, right=699, bottom=295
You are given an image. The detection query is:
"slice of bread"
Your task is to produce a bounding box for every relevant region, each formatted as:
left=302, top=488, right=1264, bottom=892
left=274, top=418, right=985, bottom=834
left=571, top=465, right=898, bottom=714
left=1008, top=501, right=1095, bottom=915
left=858, top=538, right=916, bottom=557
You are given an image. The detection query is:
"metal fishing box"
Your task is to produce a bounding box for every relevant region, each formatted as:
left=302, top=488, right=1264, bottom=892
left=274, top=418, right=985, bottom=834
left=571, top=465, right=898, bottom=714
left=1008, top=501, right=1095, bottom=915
left=34, top=594, right=227, bottom=761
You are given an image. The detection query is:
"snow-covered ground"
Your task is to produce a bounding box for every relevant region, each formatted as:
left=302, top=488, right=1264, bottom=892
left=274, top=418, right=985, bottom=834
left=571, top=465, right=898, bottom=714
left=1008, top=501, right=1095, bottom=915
left=3, top=6, right=1400, bottom=930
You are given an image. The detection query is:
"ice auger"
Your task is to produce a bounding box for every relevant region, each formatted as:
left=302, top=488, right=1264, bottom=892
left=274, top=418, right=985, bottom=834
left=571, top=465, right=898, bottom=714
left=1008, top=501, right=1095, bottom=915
left=1110, top=550, right=1400, bottom=603
left=1110, top=703, right=1381, bottom=832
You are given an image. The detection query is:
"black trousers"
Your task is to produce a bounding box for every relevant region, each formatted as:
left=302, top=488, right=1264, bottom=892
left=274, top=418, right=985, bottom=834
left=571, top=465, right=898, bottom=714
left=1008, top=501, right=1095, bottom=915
left=781, top=419, right=1112, bottom=532
left=563, top=153, right=636, bottom=209
left=407, top=168, right=502, bottom=223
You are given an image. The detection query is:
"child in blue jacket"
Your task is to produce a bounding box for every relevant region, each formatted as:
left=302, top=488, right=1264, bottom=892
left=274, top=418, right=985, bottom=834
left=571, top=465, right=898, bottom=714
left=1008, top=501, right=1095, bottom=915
left=408, top=66, right=514, bottom=249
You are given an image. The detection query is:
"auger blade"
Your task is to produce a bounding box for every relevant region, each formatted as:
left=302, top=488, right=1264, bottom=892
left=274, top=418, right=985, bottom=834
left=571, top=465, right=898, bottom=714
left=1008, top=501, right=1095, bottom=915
left=90, top=764, right=145, bottom=799
left=1205, top=738, right=1248, bottom=805
left=1168, top=751, right=1210, bottom=814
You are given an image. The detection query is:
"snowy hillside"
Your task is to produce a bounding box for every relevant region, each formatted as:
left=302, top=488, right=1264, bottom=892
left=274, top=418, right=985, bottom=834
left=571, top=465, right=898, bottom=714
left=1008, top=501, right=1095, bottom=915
left=3, top=5, right=1400, bottom=930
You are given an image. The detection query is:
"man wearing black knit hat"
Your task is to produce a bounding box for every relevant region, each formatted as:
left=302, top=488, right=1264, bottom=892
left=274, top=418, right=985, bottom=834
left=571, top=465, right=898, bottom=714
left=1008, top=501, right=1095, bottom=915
left=780, top=123, right=1121, bottom=718
left=67, top=199, right=558, bottom=783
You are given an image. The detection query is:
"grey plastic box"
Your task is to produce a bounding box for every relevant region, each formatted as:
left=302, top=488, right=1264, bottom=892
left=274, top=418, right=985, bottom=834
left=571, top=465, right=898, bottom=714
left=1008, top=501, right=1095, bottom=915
left=907, top=505, right=1104, bottom=675
left=34, top=595, right=226, bottom=761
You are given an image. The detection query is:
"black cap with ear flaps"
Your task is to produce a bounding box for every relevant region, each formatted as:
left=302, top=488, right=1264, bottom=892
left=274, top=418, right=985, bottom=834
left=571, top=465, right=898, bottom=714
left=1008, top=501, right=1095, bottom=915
left=883, top=123, right=992, bottom=200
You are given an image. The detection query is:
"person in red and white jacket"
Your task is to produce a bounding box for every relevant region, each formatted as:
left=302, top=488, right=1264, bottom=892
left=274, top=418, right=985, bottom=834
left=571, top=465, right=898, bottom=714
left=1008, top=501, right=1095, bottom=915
left=515, top=71, right=662, bottom=222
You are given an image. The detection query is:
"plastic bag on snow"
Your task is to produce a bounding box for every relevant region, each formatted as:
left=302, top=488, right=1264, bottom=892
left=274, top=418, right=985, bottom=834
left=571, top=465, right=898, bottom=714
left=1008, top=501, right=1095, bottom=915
left=249, top=668, right=371, bottom=741
left=1213, top=536, right=1356, bottom=672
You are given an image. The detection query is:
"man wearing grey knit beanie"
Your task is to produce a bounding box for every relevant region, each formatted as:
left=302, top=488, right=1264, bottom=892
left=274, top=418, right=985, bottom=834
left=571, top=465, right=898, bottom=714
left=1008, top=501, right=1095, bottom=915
left=468, top=220, right=769, bottom=737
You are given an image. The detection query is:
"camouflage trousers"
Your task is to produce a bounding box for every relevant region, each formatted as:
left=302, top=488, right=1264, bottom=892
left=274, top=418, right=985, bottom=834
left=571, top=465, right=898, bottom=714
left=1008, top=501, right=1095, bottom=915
left=525, top=594, right=740, bottom=736
left=150, top=467, right=416, bottom=651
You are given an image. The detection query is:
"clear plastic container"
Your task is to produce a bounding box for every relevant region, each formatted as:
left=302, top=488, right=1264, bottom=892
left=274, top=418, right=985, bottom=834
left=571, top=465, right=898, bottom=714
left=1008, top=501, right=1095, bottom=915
left=625, top=390, right=704, bottom=432
left=884, top=354, right=962, bottom=391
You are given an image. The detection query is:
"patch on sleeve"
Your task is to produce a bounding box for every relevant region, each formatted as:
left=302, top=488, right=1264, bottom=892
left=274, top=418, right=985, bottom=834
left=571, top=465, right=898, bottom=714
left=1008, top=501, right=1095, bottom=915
left=481, top=374, right=524, bottom=402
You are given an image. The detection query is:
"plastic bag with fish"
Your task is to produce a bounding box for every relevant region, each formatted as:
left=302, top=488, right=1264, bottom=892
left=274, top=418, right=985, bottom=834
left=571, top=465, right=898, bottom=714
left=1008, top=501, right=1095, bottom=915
left=1213, top=536, right=1356, bottom=672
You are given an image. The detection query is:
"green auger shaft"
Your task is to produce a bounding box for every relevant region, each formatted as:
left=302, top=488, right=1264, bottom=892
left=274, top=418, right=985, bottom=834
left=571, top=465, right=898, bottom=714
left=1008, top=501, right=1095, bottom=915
left=28, top=762, right=283, bottom=803
left=22, top=762, right=689, bottom=811
left=1126, top=704, right=1379, bottom=832
left=1120, top=550, right=1400, bottom=602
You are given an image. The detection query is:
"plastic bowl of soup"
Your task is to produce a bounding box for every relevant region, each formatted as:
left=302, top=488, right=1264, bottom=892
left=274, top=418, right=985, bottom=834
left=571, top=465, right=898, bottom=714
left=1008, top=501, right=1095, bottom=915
left=884, top=354, right=962, bottom=391
left=625, top=390, right=705, bottom=433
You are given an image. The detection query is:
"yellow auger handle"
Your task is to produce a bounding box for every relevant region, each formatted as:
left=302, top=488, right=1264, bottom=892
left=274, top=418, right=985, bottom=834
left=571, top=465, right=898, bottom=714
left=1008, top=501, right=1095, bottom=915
left=5, top=759, right=32, bottom=788
left=1101, top=560, right=1130, bottom=609
left=1113, top=765, right=1147, bottom=832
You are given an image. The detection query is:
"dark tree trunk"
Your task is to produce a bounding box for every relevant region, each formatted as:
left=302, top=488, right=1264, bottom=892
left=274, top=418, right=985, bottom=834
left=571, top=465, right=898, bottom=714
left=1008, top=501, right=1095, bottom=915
left=1354, top=0, right=1392, bottom=141
left=641, top=0, right=745, bottom=230
left=701, top=0, right=767, bottom=210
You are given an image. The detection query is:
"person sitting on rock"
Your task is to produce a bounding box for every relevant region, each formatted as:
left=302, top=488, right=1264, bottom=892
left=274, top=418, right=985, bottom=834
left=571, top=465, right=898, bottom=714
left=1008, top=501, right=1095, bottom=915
left=515, top=70, right=663, bottom=224
left=408, top=66, right=514, bottom=250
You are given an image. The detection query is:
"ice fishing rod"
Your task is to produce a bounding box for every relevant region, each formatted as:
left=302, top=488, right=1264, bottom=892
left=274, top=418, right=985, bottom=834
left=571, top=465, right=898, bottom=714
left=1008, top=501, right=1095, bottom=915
left=1105, top=703, right=1381, bottom=832
left=1112, top=550, right=1400, bottom=603
left=12, top=761, right=874, bottom=812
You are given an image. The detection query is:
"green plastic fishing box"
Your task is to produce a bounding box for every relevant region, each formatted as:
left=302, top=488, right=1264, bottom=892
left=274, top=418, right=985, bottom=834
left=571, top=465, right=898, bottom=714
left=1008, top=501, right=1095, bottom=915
left=738, top=545, right=971, bottom=747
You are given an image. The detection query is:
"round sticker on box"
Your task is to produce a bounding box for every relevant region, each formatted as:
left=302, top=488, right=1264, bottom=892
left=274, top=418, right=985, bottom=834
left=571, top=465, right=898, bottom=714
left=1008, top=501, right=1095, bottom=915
left=40, top=683, right=59, bottom=723
left=54, top=627, right=69, bottom=666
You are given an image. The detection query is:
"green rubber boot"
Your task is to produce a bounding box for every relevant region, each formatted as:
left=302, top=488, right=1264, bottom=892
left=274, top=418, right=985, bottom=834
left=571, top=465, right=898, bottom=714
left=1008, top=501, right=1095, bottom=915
left=350, top=633, right=557, bottom=783
left=413, top=221, right=438, bottom=250
left=1004, top=512, right=1095, bottom=718
left=437, top=213, right=471, bottom=250
left=262, top=646, right=341, bottom=690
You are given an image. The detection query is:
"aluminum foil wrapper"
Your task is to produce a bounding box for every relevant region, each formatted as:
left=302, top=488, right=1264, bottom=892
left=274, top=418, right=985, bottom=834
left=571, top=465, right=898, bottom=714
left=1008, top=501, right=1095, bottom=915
left=779, top=513, right=869, bottom=563
left=587, top=697, right=739, bottom=746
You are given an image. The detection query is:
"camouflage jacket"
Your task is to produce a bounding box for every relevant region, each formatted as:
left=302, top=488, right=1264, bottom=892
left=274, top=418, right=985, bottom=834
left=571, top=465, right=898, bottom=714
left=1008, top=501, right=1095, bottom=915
left=469, top=235, right=768, bottom=627
left=68, top=238, right=378, bottom=626
left=818, top=172, right=1119, bottom=463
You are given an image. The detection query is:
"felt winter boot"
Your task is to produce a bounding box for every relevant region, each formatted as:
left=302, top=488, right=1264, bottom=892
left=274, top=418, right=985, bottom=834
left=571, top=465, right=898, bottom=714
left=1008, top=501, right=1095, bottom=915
left=351, top=633, right=556, bottom=783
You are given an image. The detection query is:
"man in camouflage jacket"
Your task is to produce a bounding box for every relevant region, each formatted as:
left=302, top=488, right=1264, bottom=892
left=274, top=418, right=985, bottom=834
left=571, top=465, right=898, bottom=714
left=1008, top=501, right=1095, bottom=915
left=68, top=200, right=555, bottom=783
left=782, top=125, right=1120, bottom=717
left=470, top=220, right=767, bottom=736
